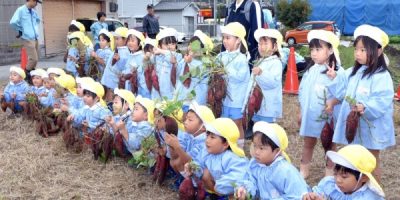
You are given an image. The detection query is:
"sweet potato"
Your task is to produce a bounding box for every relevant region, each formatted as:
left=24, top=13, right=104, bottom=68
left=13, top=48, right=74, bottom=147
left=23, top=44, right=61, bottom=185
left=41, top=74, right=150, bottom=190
left=152, top=68, right=160, bottom=94
left=114, top=133, right=126, bottom=158
left=130, top=69, right=138, bottom=95
left=118, top=75, right=126, bottom=89
left=182, top=63, right=191, bottom=88
left=179, top=178, right=195, bottom=200
left=1, top=97, right=7, bottom=112
left=111, top=48, right=119, bottom=66
left=346, top=110, right=360, bottom=143
left=320, top=119, right=334, bottom=153
left=207, top=73, right=227, bottom=118
left=171, top=63, right=177, bottom=88
left=144, top=64, right=153, bottom=92
left=102, top=133, right=114, bottom=162
left=243, top=85, right=263, bottom=127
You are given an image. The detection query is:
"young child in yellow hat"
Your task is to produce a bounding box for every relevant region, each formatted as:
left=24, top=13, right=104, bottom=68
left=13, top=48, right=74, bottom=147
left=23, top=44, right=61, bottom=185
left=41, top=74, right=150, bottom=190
left=0, top=66, right=30, bottom=114
left=106, top=88, right=134, bottom=134
left=218, top=22, right=250, bottom=146
left=184, top=118, right=248, bottom=198
left=235, top=121, right=308, bottom=200
left=303, top=144, right=385, bottom=200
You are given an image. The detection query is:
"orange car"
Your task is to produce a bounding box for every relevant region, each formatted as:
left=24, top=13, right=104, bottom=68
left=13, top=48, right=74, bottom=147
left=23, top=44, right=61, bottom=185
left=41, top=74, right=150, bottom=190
left=285, top=21, right=340, bottom=45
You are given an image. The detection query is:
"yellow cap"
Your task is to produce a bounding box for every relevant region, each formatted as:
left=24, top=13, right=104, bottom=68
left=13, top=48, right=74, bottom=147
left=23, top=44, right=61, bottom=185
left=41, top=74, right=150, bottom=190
left=220, top=22, right=248, bottom=51
left=114, top=88, right=135, bottom=110
left=156, top=27, right=178, bottom=43
left=193, top=30, right=214, bottom=54
left=30, top=68, right=48, bottom=79
left=70, top=20, right=85, bottom=32
left=127, top=29, right=145, bottom=47
left=354, top=24, right=389, bottom=48
left=113, top=27, right=129, bottom=38
left=135, top=95, right=155, bottom=124
left=205, top=118, right=245, bottom=157
left=47, top=68, right=65, bottom=76
left=188, top=101, right=215, bottom=124
left=81, top=81, right=106, bottom=107
left=253, top=121, right=290, bottom=162
left=327, top=145, right=384, bottom=197
left=54, top=74, right=76, bottom=95
left=254, top=28, right=283, bottom=56
left=155, top=100, right=185, bottom=130
left=99, top=29, right=115, bottom=51
left=10, top=66, right=26, bottom=79
left=68, top=31, right=85, bottom=43
left=308, top=29, right=341, bottom=65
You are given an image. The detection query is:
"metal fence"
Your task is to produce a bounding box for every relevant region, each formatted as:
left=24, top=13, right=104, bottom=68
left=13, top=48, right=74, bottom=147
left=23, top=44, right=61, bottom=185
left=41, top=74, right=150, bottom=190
left=0, top=0, right=25, bottom=46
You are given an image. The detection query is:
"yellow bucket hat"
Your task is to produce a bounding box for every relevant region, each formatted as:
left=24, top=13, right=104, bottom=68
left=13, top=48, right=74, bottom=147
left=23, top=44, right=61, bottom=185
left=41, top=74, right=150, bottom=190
left=308, top=29, right=341, bottom=65
left=47, top=68, right=65, bottom=76
left=114, top=88, right=135, bottom=110
left=354, top=24, right=389, bottom=49
left=81, top=81, right=106, bottom=107
left=220, top=22, right=248, bottom=51
left=99, top=29, right=115, bottom=51
left=188, top=101, right=215, bottom=124
left=54, top=74, right=76, bottom=95
left=70, top=20, right=85, bottom=32
left=155, top=100, right=184, bottom=130
left=30, top=68, right=48, bottom=79
left=327, top=145, right=384, bottom=197
left=252, top=121, right=290, bottom=162
left=127, top=29, right=145, bottom=47
left=113, top=27, right=129, bottom=38
left=205, top=118, right=245, bottom=157
left=193, top=30, right=214, bottom=54
left=135, top=95, right=155, bottom=124
left=68, top=31, right=85, bottom=44
left=10, top=66, right=26, bottom=79
left=254, top=28, right=283, bottom=57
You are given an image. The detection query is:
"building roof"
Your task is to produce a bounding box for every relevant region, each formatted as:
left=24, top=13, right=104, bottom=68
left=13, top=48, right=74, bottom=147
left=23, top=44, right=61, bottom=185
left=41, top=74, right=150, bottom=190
left=154, top=1, right=199, bottom=11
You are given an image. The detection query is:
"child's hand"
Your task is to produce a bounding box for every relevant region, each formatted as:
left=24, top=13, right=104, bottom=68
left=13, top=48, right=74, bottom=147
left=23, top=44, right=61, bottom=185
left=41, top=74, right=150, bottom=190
left=325, top=99, right=334, bottom=115
left=60, top=104, right=69, bottom=112
left=302, top=192, right=324, bottom=200
left=90, top=51, right=97, bottom=58
left=235, top=187, right=247, bottom=200
left=164, top=133, right=179, bottom=149
left=170, top=54, right=177, bottom=65
left=144, top=52, right=152, bottom=61
left=184, top=162, right=193, bottom=177
left=67, top=114, right=74, bottom=122
left=252, top=66, right=262, bottom=76
left=116, top=120, right=126, bottom=130
left=326, top=64, right=336, bottom=80
left=353, top=103, right=365, bottom=115
left=11, top=92, right=16, bottom=99
left=39, top=92, right=48, bottom=97
left=105, top=116, right=114, bottom=125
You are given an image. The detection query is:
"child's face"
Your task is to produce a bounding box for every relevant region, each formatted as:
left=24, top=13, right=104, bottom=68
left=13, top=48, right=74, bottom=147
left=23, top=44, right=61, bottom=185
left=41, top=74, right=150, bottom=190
left=132, top=103, right=148, bottom=122
left=184, top=111, right=203, bottom=135
left=9, top=71, right=23, bottom=83
left=310, top=42, right=331, bottom=65
left=222, top=34, right=240, bottom=52
left=334, top=169, right=366, bottom=194
left=112, top=96, right=123, bottom=115
left=258, top=37, right=276, bottom=57
left=205, top=132, right=229, bottom=154
left=32, top=76, right=43, bottom=87
left=99, top=35, right=109, bottom=49
left=127, top=36, right=140, bottom=52
left=76, top=84, right=84, bottom=97
left=115, top=36, right=126, bottom=48
left=354, top=40, right=367, bottom=65
left=83, top=94, right=97, bottom=107
left=43, top=78, right=51, bottom=89
left=252, top=134, right=280, bottom=165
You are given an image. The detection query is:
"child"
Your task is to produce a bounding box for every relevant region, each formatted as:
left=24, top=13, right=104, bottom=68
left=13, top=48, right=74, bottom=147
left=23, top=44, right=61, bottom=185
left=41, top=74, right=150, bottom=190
left=0, top=66, right=29, bottom=113
left=174, top=30, right=213, bottom=112
left=66, top=31, right=89, bottom=77
left=90, top=29, right=114, bottom=80
left=29, top=69, right=50, bottom=107
left=329, top=25, right=395, bottom=180
left=41, top=75, right=56, bottom=108
left=218, top=22, right=250, bottom=145
left=115, top=95, right=154, bottom=153
left=106, top=88, right=135, bottom=135
left=123, top=29, right=146, bottom=96
left=185, top=118, right=248, bottom=198
left=298, top=30, right=344, bottom=178
left=244, top=28, right=283, bottom=123
left=101, top=27, right=129, bottom=102
left=152, top=28, right=183, bottom=100
left=165, top=101, right=215, bottom=172
left=235, top=121, right=309, bottom=199
left=303, top=144, right=385, bottom=200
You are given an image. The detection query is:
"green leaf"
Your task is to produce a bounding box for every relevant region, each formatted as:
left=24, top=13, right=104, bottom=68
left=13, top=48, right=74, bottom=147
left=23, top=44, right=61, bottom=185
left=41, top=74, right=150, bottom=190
left=190, top=40, right=202, bottom=53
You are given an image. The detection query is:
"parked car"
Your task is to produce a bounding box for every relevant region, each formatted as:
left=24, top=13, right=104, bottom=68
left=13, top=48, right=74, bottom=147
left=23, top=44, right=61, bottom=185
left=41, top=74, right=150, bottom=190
left=285, top=21, right=340, bottom=45
left=76, top=18, right=124, bottom=38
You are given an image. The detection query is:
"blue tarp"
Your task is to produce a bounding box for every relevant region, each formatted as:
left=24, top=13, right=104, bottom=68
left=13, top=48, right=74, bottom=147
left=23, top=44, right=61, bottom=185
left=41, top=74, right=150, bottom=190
left=309, top=0, right=400, bottom=35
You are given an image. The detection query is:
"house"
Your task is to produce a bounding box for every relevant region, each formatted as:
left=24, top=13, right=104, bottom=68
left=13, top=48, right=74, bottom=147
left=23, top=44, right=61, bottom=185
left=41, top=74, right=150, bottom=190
left=116, top=0, right=161, bottom=28
left=154, top=1, right=199, bottom=37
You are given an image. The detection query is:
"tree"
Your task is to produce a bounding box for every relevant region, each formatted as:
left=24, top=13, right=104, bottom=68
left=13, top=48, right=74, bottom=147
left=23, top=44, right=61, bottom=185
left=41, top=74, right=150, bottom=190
left=277, top=0, right=311, bottom=28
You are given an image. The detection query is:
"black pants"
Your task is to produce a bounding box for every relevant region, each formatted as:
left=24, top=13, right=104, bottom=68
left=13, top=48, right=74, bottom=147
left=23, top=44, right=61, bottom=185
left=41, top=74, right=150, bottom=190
left=147, top=33, right=157, bottom=39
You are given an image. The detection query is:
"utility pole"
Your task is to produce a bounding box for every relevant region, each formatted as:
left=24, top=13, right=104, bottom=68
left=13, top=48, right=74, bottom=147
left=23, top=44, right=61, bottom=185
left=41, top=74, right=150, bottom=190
left=213, top=0, right=217, bottom=37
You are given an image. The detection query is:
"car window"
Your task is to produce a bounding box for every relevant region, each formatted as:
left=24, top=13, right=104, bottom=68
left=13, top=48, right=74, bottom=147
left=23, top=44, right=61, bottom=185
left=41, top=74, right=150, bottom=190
left=77, top=19, right=93, bottom=32
left=312, top=23, right=327, bottom=29
left=299, top=24, right=312, bottom=30
left=114, top=22, right=124, bottom=30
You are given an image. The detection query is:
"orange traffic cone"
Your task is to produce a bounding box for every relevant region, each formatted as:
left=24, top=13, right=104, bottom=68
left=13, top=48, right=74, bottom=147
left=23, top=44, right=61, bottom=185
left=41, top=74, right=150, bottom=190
left=283, top=47, right=299, bottom=94
left=20, top=47, right=27, bottom=70
left=395, top=84, right=400, bottom=101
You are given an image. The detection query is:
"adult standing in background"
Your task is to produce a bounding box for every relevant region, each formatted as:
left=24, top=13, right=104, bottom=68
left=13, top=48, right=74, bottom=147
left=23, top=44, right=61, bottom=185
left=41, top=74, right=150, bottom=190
left=10, top=0, right=41, bottom=81
left=91, top=12, right=108, bottom=51
left=224, top=0, right=264, bottom=68
left=143, top=4, right=160, bottom=39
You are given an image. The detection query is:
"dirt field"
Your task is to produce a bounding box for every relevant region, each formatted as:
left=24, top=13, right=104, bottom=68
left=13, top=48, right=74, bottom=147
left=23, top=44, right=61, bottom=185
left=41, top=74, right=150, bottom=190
left=0, top=94, right=399, bottom=199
